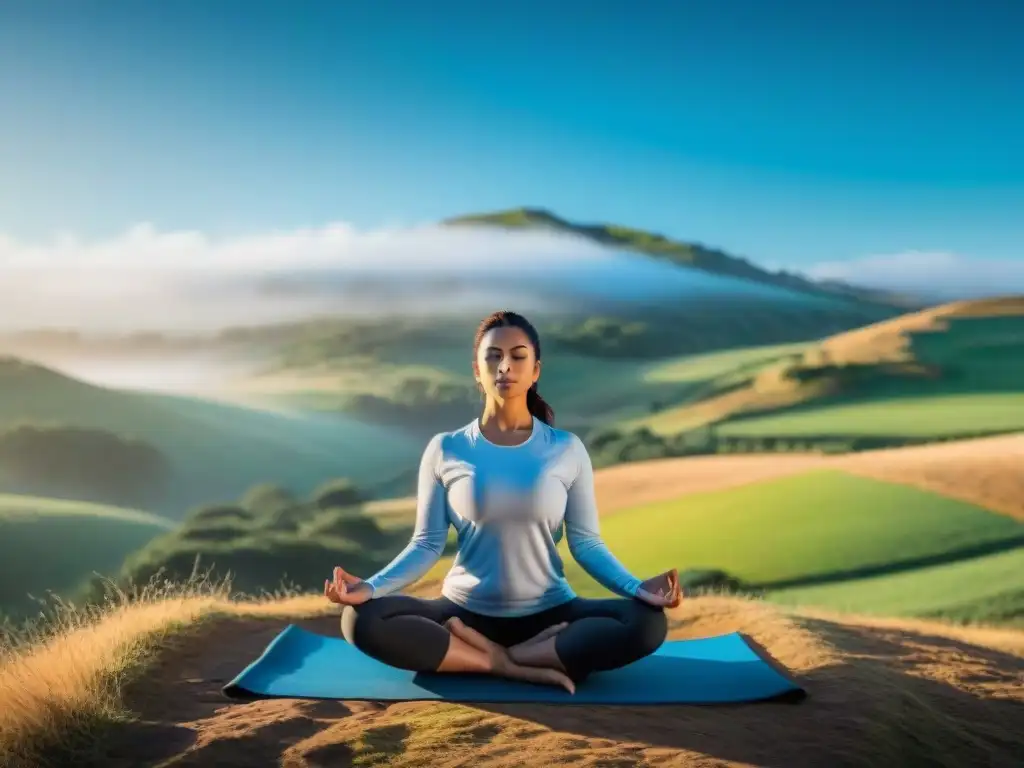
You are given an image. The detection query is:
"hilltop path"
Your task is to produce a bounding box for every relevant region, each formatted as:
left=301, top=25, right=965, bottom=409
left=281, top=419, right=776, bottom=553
left=107, top=594, right=1023, bottom=767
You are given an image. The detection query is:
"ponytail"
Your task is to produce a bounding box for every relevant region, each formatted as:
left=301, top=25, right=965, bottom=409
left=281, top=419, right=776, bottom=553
left=526, top=384, right=555, bottom=426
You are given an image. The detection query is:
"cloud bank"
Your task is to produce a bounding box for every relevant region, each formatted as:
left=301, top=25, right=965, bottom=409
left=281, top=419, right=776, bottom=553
left=0, top=222, right=607, bottom=272
left=0, top=222, right=602, bottom=334
left=804, top=250, right=1024, bottom=301
left=0, top=221, right=812, bottom=335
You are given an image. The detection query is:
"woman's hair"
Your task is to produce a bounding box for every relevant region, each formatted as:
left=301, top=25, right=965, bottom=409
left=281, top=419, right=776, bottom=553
left=473, top=310, right=555, bottom=426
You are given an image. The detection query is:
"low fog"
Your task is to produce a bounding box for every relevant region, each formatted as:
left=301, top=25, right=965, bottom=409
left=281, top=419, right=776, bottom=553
left=805, top=251, right=1024, bottom=302
left=0, top=221, right=818, bottom=337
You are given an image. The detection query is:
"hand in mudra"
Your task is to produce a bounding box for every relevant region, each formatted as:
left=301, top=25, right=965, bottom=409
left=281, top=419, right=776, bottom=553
left=324, top=566, right=373, bottom=606
left=635, top=568, right=682, bottom=608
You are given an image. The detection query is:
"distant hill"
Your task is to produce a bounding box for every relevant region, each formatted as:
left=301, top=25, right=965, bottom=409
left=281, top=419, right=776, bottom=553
left=0, top=493, right=173, bottom=620
left=242, top=305, right=896, bottom=447
left=633, top=296, right=1024, bottom=441
left=445, top=207, right=922, bottom=309
left=0, top=356, right=422, bottom=517
left=0, top=423, right=171, bottom=510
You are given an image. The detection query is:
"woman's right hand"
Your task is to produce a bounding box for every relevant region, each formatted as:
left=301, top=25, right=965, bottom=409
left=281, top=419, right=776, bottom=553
left=324, top=566, right=373, bottom=606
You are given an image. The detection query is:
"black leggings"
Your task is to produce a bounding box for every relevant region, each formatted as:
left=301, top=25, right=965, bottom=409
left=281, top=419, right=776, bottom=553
left=341, top=595, right=668, bottom=683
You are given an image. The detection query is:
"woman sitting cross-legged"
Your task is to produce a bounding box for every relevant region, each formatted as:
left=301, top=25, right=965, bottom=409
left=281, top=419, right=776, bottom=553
left=325, top=310, right=681, bottom=694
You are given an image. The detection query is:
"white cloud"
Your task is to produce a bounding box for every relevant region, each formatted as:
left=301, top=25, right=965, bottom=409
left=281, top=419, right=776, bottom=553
left=0, top=220, right=675, bottom=334
left=803, top=250, right=1024, bottom=300
left=0, top=221, right=608, bottom=272
left=1, top=218, right=832, bottom=336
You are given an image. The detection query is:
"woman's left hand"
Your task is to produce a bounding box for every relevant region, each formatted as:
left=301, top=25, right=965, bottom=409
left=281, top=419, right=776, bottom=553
left=635, top=568, right=682, bottom=608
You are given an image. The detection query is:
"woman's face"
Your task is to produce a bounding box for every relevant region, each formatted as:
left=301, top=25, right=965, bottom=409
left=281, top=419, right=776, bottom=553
left=474, top=326, right=541, bottom=402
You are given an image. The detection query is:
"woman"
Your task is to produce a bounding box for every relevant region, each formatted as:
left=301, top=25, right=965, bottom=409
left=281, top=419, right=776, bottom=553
left=325, top=310, right=681, bottom=694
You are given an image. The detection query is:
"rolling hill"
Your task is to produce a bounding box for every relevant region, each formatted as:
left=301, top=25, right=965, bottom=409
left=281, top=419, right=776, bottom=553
left=232, top=317, right=872, bottom=445
left=631, top=296, right=1024, bottom=441
left=0, top=494, right=174, bottom=621
left=229, top=296, right=1023, bottom=484
left=211, top=295, right=1024, bottom=503
left=0, top=357, right=422, bottom=516
left=446, top=207, right=922, bottom=308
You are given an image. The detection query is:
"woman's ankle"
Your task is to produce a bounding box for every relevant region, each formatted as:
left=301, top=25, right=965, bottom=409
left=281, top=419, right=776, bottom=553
left=436, top=632, right=496, bottom=674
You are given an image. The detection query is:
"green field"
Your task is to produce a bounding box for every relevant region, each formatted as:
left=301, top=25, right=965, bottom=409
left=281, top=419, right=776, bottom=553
left=642, top=342, right=809, bottom=385
left=0, top=361, right=422, bottom=515
left=557, top=470, right=1023, bottom=591
left=716, top=393, right=1024, bottom=438
left=0, top=494, right=174, bottom=619
left=768, top=547, right=1024, bottom=626
left=409, top=470, right=1024, bottom=625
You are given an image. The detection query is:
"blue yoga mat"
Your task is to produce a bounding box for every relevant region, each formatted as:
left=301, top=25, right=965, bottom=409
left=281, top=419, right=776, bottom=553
left=223, top=625, right=805, bottom=705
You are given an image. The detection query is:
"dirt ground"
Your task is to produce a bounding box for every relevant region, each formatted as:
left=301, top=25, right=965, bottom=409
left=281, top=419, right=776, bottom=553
left=107, top=596, right=1024, bottom=768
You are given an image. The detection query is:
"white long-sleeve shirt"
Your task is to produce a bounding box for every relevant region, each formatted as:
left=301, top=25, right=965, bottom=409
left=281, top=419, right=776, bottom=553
left=364, top=417, right=644, bottom=617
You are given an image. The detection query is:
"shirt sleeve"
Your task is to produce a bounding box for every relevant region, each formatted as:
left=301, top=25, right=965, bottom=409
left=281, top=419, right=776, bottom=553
left=363, top=433, right=450, bottom=597
left=563, top=435, right=643, bottom=598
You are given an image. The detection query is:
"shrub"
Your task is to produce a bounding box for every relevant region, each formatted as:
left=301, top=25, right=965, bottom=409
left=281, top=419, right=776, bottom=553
left=256, top=502, right=314, bottom=533
left=240, top=484, right=295, bottom=517
left=184, top=504, right=253, bottom=526
left=302, top=508, right=387, bottom=543
left=180, top=522, right=249, bottom=544
left=677, top=569, right=745, bottom=594
left=311, top=479, right=363, bottom=510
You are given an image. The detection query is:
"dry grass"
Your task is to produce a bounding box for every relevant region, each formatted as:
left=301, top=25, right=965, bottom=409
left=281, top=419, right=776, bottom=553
left=795, top=295, right=1024, bottom=368
left=630, top=367, right=819, bottom=434
left=816, top=295, right=1024, bottom=366
left=791, top=605, right=1024, bottom=659
left=2, top=573, right=1022, bottom=768
left=604, top=432, right=1024, bottom=522
left=0, top=573, right=333, bottom=768
left=837, top=432, right=1024, bottom=522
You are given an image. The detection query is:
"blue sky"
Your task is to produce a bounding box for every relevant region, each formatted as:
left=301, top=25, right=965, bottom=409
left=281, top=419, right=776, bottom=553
left=1, top=0, right=1021, bottom=275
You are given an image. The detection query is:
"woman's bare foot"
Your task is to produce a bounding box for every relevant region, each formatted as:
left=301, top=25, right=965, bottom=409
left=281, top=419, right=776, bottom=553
left=445, top=617, right=576, bottom=694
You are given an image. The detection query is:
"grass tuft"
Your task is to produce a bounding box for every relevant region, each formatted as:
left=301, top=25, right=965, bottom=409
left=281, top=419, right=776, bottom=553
left=0, top=568, right=329, bottom=768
